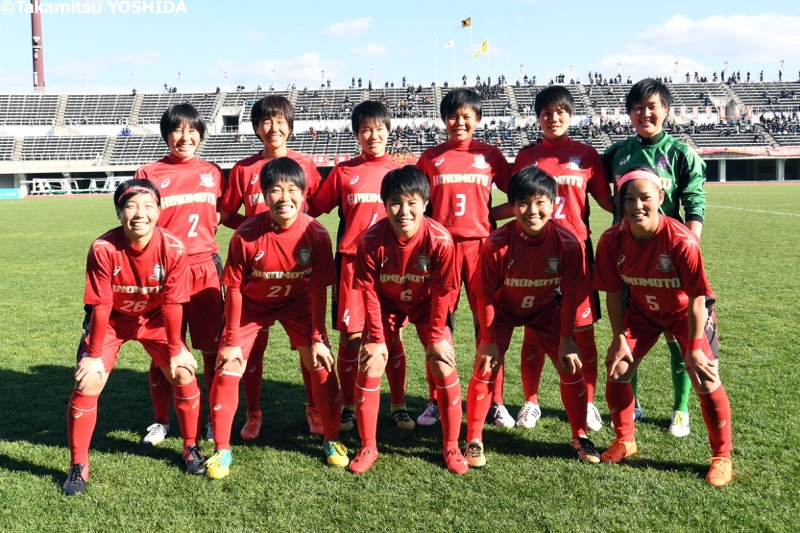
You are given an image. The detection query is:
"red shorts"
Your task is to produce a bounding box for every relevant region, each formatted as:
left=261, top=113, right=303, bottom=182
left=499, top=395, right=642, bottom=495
left=332, top=254, right=366, bottom=334
left=184, top=255, right=223, bottom=352
left=623, top=305, right=719, bottom=361
left=574, top=242, right=598, bottom=328
left=78, top=310, right=189, bottom=373
left=218, top=299, right=312, bottom=359
left=453, top=238, right=484, bottom=312
left=491, top=305, right=561, bottom=358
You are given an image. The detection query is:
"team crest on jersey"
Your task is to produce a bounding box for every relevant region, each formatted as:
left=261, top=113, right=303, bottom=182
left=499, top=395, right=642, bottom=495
left=657, top=155, right=671, bottom=172
left=160, top=178, right=171, bottom=189
left=298, top=248, right=312, bottom=265
left=250, top=175, right=259, bottom=185
left=567, top=157, right=582, bottom=170
left=416, top=254, right=430, bottom=272
left=150, top=264, right=165, bottom=281
left=545, top=257, right=559, bottom=274
left=199, top=173, right=216, bottom=187
left=472, top=155, right=489, bottom=170
left=657, top=254, right=674, bottom=272
left=350, top=175, right=360, bottom=185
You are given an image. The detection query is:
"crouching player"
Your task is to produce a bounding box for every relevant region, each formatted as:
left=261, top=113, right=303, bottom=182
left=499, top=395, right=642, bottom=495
left=205, top=157, right=346, bottom=479
left=350, top=165, right=469, bottom=475
left=464, top=166, right=600, bottom=467
left=63, top=179, right=203, bottom=496
left=594, top=168, right=733, bottom=487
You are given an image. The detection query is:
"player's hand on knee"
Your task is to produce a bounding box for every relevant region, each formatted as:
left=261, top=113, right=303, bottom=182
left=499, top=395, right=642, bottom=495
left=359, top=342, right=388, bottom=374
left=687, top=348, right=720, bottom=390
left=311, top=341, right=334, bottom=372
left=169, top=347, right=198, bottom=381
left=427, top=339, right=455, bottom=368
left=558, top=337, right=582, bottom=375
left=475, top=342, right=501, bottom=375
left=606, top=334, right=634, bottom=379
left=216, top=345, right=244, bottom=374
left=75, top=356, right=108, bottom=391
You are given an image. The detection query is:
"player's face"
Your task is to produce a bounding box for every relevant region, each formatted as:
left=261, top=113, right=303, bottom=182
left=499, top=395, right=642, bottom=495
left=385, top=193, right=428, bottom=240
left=623, top=179, right=664, bottom=239
left=538, top=104, right=572, bottom=141
left=513, top=194, right=553, bottom=238
left=265, top=179, right=304, bottom=227
left=357, top=120, right=388, bottom=158
left=445, top=105, right=479, bottom=142
left=255, top=114, right=291, bottom=155
left=167, top=121, right=200, bottom=161
left=117, top=192, right=160, bottom=244
left=629, top=94, right=668, bottom=139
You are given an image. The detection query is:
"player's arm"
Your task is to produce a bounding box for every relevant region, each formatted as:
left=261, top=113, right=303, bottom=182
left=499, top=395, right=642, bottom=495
left=475, top=241, right=503, bottom=372
left=355, top=240, right=388, bottom=373
left=677, top=149, right=707, bottom=241
left=557, top=240, right=583, bottom=374
left=593, top=231, right=632, bottom=374
left=427, top=236, right=457, bottom=368
left=76, top=301, right=111, bottom=390
left=218, top=164, right=247, bottom=228
left=309, top=227, right=334, bottom=371
left=306, top=166, right=339, bottom=217
left=686, top=294, right=716, bottom=382
left=588, top=149, right=615, bottom=214
left=218, top=238, right=247, bottom=370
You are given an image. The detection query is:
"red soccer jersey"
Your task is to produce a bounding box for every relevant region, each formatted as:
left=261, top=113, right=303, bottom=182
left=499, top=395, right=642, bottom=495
left=84, top=226, right=191, bottom=316
left=220, top=149, right=323, bottom=218
left=477, top=220, right=583, bottom=341
left=307, top=153, right=401, bottom=256
left=355, top=217, right=457, bottom=344
left=221, top=212, right=334, bottom=312
left=416, top=138, right=511, bottom=240
left=135, top=155, right=224, bottom=257
left=593, top=216, right=712, bottom=318
left=513, top=136, right=611, bottom=242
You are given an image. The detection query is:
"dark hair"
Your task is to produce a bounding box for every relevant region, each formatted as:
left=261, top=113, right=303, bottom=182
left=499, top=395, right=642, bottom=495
left=114, top=178, right=161, bottom=211
left=534, top=85, right=574, bottom=117
left=351, top=100, right=391, bottom=132
left=159, top=103, right=205, bottom=142
left=380, top=165, right=430, bottom=203
left=507, top=166, right=557, bottom=204
left=626, top=78, right=672, bottom=114
left=251, top=95, right=295, bottom=132
left=440, top=87, right=482, bottom=122
left=260, top=157, right=305, bottom=193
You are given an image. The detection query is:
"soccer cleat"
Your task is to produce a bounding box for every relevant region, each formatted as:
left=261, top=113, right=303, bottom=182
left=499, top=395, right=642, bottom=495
left=515, top=401, right=542, bottom=429
left=391, top=408, right=416, bottom=430
left=706, top=457, right=733, bottom=487
left=571, top=436, right=601, bottom=464
left=340, top=408, right=356, bottom=432
left=464, top=441, right=486, bottom=468
left=62, top=463, right=88, bottom=496
left=205, top=449, right=233, bottom=479
left=587, top=402, right=603, bottom=432
left=306, top=406, right=324, bottom=435
left=323, top=440, right=349, bottom=468
left=416, top=402, right=440, bottom=427
left=349, top=446, right=379, bottom=474
left=183, top=445, right=207, bottom=475
left=443, top=447, right=470, bottom=475
left=142, top=422, right=169, bottom=446
left=667, top=410, right=691, bottom=438
left=600, top=438, right=638, bottom=463
left=240, top=412, right=262, bottom=440
left=633, top=399, right=644, bottom=421
left=205, top=422, right=214, bottom=442
left=489, top=403, right=515, bottom=428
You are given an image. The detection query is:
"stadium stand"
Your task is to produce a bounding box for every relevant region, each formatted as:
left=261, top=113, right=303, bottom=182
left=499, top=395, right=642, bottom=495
left=0, top=93, right=59, bottom=125
left=64, top=94, right=135, bottom=125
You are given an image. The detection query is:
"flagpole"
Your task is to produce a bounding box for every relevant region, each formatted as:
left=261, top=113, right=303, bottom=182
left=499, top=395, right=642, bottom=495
left=487, top=38, right=491, bottom=83
left=452, top=39, right=456, bottom=86
left=469, top=16, right=474, bottom=84
left=435, top=36, right=439, bottom=87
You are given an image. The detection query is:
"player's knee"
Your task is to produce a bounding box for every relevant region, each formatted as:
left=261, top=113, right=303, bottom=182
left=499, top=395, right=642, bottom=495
left=76, top=374, right=105, bottom=395
left=170, top=366, right=195, bottom=385
left=427, top=358, right=454, bottom=378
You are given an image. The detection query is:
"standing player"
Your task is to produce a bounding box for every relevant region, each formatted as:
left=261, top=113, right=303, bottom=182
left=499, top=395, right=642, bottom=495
left=63, top=179, right=204, bottom=496
left=416, top=87, right=513, bottom=428
left=307, top=101, right=412, bottom=432
left=349, top=166, right=469, bottom=475
left=219, top=95, right=325, bottom=439
left=593, top=169, right=733, bottom=487
left=511, top=86, right=614, bottom=432
left=603, top=78, right=708, bottom=437
left=204, top=157, right=346, bottom=479
left=463, top=167, right=600, bottom=468
left=135, top=103, right=232, bottom=446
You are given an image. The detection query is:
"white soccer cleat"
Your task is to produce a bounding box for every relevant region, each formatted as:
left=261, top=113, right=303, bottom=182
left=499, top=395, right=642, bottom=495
left=667, top=410, right=691, bottom=437
left=142, top=423, right=169, bottom=446
left=489, top=403, right=515, bottom=428
left=587, top=402, right=603, bottom=432
left=515, top=401, right=542, bottom=429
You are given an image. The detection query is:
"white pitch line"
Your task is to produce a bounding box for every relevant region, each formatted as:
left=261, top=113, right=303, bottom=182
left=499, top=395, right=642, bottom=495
left=707, top=204, right=800, bottom=217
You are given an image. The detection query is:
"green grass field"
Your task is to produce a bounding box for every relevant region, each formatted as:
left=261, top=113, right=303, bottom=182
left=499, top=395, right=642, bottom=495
left=0, top=183, right=799, bottom=532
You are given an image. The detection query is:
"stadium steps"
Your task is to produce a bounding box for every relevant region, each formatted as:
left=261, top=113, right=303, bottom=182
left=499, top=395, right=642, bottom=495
left=13, top=137, right=23, bottom=161
left=55, top=95, right=68, bottom=126
left=129, top=93, right=144, bottom=126
left=102, top=136, right=118, bottom=166
left=506, top=85, right=519, bottom=116
left=574, top=83, right=595, bottom=115
left=288, top=89, right=298, bottom=107
left=720, top=83, right=742, bottom=108
left=207, top=94, right=225, bottom=131
left=754, top=124, right=778, bottom=146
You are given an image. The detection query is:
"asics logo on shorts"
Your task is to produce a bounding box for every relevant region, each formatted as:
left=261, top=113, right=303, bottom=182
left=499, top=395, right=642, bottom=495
left=582, top=308, right=591, bottom=319
left=476, top=394, right=485, bottom=401
left=214, top=404, right=222, bottom=411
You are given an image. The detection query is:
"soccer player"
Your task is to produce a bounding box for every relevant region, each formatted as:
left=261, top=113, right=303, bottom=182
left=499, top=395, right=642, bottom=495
left=349, top=165, right=469, bottom=475
left=511, top=86, right=614, bottom=432
left=63, top=179, right=204, bottom=496
left=603, top=78, right=708, bottom=437
left=593, top=168, right=733, bottom=487
left=219, top=95, right=325, bottom=439
left=463, top=167, right=600, bottom=468
left=204, top=157, right=346, bottom=479
left=306, top=101, right=412, bottom=432
left=135, top=103, right=232, bottom=446
left=416, top=87, right=513, bottom=428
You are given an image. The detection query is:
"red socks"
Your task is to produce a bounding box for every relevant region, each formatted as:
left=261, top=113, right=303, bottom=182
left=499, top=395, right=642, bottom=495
left=490, top=363, right=505, bottom=405
left=520, top=337, right=546, bottom=403
left=67, top=390, right=99, bottom=465
left=242, top=329, right=269, bottom=414
left=433, top=371, right=462, bottom=450
left=606, top=379, right=636, bottom=440
left=698, top=385, right=733, bottom=458
left=148, top=362, right=172, bottom=424
left=386, top=341, right=408, bottom=406
left=308, top=365, right=342, bottom=442
left=337, top=344, right=359, bottom=407
left=173, top=380, right=201, bottom=448
left=466, top=368, right=494, bottom=442
left=574, top=327, right=598, bottom=403
left=559, top=373, right=588, bottom=439
left=355, top=374, right=382, bottom=449
left=209, top=372, right=242, bottom=450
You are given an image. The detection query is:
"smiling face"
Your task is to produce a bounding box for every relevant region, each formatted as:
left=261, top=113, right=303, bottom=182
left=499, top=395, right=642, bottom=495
left=255, top=114, right=291, bottom=157
left=265, top=179, right=303, bottom=228
left=445, top=105, right=479, bottom=143
left=357, top=119, right=388, bottom=158
left=117, top=192, right=160, bottom=247
left=385, top=193, right=428, bottom=240
left=623, top=178, right=664, bottom=239
left=538, top=104, right=572, bottom=141
left=167, top=121, right=201, bottom=161
left=629, top=94, right=668, bottom=139
left=512, top=194, right=554, bottom=238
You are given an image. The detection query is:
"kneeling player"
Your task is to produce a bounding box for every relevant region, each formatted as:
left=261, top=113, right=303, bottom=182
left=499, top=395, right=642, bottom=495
left=350, top=165, right=469, bottom=475
left=205, top=157, right=346, bottom=480
left=464, top=166, right=600, bottom=467
left=63, top=179, right=204, bottom=496
left=593, top=168, right=733, bottom=487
